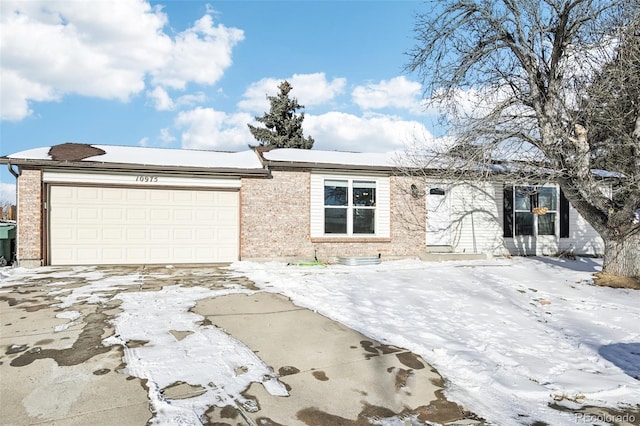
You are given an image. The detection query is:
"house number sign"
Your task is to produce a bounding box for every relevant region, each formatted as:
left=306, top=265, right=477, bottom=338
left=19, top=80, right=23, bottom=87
left=135, top=175, right=159, bottom=183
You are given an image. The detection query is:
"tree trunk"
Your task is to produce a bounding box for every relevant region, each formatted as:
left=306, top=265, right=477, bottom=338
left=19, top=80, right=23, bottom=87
left=602, top=231, right=640, bottom=278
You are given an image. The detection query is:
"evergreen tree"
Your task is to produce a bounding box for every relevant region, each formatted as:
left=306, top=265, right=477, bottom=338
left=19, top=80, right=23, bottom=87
left=248, top=81, right=314, bottom=149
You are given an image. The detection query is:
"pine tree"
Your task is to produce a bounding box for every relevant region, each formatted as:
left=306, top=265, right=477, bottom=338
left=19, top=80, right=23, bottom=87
left=248, top=81, right=314, bottom=149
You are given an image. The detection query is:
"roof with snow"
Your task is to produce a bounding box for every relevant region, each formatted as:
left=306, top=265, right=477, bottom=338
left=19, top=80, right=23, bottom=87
left=1, top=144, right=408, bottom=174
left=260, top=148, right=407, bottom=172
left=2, top=143, right=267, bottom=175
left=1, top=144, right=621, bottom=179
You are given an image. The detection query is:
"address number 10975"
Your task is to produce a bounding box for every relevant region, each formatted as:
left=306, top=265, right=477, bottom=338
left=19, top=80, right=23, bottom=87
left=135, top=175, right=159, bottom=183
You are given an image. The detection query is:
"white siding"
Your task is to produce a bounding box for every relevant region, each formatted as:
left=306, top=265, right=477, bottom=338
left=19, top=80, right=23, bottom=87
left=558, top=204, right=604, bottom=255
left=421, top=180, right=606, bottom=257
left=310, top=174, right=324, bottom=237
left=447, top=182, right=508, bottom=255
left=310, top=173, right=390, bottom=238
left=501, top=183, right=605, bottom=256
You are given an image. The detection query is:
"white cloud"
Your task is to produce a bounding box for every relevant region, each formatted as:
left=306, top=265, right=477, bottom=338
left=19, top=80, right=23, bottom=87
left=172, top=106, right=436, bottom=154
left=146, top=87, right=175, bottom=111
left=238, top=73, right=346, bottom=113
left=146, top=88, right=207, bottom=112
left=176, top=92, right=207, bottom=108
left=0, top=182, right=17, bottom=205
left=0, top=70, right=59, bottom=121
left=175, top=107, right=254, bottom=150
left=159, top=128, right=176, bottom=144
left=150, top=14, right=244, bottom=90
left=306, top=112, right=435, bottom=152
left=0, top=0, right=243, bottom=121
left=352, top=76, right=426, bottom=114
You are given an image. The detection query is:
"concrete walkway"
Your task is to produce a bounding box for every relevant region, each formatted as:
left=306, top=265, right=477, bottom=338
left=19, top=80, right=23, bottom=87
left=0, top=266, right=480, bottom=425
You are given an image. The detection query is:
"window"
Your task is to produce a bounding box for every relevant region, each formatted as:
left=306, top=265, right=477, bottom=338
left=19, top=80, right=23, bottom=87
left=324, top=179, right=376, bottom=235
left=514, top=188, right=534, bottom=235
left=504, top=186, right=559, bottom=236
left=536, top=187, right=557, bottom=235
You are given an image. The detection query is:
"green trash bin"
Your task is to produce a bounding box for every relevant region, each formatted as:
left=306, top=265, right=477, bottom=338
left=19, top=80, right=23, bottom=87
left=0, top=223, right=16, bottom=267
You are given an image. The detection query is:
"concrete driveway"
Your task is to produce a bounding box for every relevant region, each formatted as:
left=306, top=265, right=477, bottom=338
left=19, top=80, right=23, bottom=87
left=0, top=265, right=481, bottom=425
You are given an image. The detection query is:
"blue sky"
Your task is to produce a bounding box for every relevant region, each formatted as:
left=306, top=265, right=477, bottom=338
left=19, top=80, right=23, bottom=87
left=0, top=0, right=443, bottom=203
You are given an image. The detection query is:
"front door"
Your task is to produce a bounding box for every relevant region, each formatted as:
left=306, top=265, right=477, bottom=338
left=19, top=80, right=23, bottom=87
left=426, top=186, right=451, bottom=246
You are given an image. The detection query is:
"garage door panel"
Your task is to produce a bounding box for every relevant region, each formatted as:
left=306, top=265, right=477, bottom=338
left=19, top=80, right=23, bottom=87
left=102, top=228, right=123, bottom=240
left=150, top=191, right=172, bottom=202
left=77, top=208, right=99, bottom=220
left=102, top=248, right=124, bottom=260
left=103, top=209, right=124, bottom=221
left=103, top=188, right=125, bottom=201
left=49, top=185, right=239, bottom=265
left=52, top=207, right=74, bottom=220
left=150, top=228, right=171, bottom=240
left=77, top=228, right=99, bottom=240
left=77, top=187, right=100, bottom=201
left=126, top=210, right=147, bottom=221
left=150, top=209, right=171, bottom=221
left=174, top=210, right=194, bottom=221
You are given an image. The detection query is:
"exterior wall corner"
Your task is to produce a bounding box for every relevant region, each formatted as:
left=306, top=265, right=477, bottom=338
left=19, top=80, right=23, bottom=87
left=16, top=168, right=44, bottom=266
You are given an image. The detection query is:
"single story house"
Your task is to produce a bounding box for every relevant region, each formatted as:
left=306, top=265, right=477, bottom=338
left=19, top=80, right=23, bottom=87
left=0, top=143, right=604, bottom=267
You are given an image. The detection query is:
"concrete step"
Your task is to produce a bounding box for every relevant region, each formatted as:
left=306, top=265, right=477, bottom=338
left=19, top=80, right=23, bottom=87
left=425, top=245, right=453, bottom=253
left=418, top=252, right=489, bottom=262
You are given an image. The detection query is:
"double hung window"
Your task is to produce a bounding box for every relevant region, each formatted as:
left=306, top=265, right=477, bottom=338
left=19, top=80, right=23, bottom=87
left=507, top=186, right=558, bottom=236
left=324, top=179, right=376, bottom=235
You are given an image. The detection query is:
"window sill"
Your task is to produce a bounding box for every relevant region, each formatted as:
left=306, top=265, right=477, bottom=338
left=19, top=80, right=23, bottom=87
left=311, top=237, right=392, bottom=243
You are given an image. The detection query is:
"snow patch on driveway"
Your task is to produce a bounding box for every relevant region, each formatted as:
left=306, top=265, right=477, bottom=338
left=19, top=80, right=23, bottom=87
left=103, top=285, right=288, bottom=425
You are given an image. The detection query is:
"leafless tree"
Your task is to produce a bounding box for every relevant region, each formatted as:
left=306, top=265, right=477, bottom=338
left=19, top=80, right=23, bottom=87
left=402, top=0, right=640, bottom=279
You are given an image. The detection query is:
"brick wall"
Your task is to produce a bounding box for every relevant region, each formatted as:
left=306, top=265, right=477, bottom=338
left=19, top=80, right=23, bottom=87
left=17, top=168, right=43, bottom=266
left=389, top=175, right=427, bottom=255
left=241, top=170, right=314, bottom=259
left=241, top=172, right=425, bottom=262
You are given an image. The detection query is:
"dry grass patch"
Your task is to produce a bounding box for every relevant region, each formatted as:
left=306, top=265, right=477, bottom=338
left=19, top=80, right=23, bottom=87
left=593, top=272, right=640, bottom=290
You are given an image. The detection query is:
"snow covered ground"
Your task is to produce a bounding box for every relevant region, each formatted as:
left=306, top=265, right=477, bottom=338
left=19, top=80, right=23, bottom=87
left=231, top=257, right=640, bottom=426
left=2, top=257, right=638, bottom=425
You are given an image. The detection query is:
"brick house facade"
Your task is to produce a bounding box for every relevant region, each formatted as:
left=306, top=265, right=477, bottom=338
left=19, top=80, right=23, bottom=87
left=241, top=169, right=425, bottom=262
left=2, top=144, right=605, bottom=266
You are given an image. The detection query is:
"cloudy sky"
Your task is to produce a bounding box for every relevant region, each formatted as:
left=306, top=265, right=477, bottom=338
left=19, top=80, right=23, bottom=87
left=0, top=0, right=444, bottom=202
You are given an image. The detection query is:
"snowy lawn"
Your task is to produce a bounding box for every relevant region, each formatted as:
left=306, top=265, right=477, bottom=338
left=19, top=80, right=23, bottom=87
left=231, top=256, right=640, bottom=426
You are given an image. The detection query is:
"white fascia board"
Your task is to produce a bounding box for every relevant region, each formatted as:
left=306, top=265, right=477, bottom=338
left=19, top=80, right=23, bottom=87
left=43, top=171, right=241, bottom=189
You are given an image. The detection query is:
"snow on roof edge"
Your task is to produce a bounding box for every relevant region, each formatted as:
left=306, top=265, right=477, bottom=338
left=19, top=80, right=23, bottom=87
left=5, top=144, right=265, bottom=170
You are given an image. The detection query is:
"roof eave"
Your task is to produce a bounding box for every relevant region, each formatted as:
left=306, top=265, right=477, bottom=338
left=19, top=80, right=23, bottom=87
left=0, top=157, right=271, bottom=177
left=263, top=160, right=397, bottom=173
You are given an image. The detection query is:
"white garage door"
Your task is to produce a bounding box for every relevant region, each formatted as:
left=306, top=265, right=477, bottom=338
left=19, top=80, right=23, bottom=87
left=49, top=185, right=239, bottom=265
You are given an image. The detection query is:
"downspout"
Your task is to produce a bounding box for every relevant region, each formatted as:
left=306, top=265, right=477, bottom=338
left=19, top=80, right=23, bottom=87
left=6, top=163, right=20, bottom=266
left=7, top=163, right=21, bottom=178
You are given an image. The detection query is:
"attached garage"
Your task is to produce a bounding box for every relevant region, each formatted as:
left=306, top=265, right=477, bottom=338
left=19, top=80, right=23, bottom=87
left=48, top=184, right=239, bottom=265
left=1, top=143, right=269, bottom=267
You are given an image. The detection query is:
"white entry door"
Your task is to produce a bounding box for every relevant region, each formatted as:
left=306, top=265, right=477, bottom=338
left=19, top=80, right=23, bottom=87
left=426, top=185, right=451, bottom=246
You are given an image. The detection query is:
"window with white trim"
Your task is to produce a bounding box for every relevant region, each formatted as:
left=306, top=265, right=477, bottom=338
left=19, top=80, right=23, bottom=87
left=324, top=179, right=376, bottom=235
